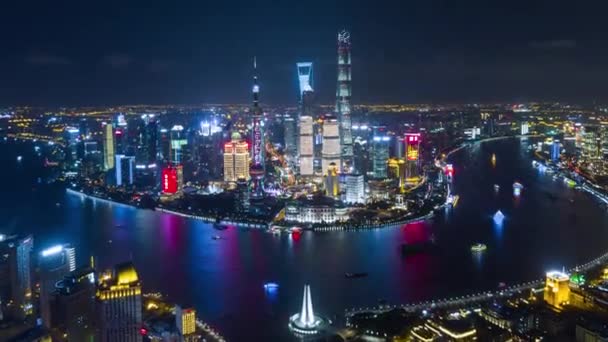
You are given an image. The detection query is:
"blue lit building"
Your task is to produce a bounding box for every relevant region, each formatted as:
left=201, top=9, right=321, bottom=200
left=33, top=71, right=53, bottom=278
left=551, top=140, right=560, bottom=162
left=0, top=234, right=34, bottom=319
left=38, top=244, right=76, bottom=329
left=371, top=126, right=390, bottom=179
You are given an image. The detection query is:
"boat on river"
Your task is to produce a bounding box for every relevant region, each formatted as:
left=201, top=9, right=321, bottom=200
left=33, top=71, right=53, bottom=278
left=213, top=223, right=227, bottom=230
left=471, top=243, right=487, bottom=252
left=345, top=272, right=368, bottom=279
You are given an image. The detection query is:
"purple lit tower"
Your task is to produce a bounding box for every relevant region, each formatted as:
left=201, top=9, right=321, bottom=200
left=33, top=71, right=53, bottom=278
left=336, top=30, right=353, bottom=173
left=249, top=57, right=265, bottom=199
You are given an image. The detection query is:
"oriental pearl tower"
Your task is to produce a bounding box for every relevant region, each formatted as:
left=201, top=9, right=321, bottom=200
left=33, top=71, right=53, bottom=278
left=249, top=57, right=265, bottom=199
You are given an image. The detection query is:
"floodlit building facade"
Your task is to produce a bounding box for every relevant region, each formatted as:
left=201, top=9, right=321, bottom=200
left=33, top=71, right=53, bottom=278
left=345, top=174, right=365, bottom=204
left=299, top=116, right=314, bottom=176
left=544, top=271, right=570, bottom=309
left=103, top=123, right=115, bottom=171
left=223, top=133, right=250, bottom=182
left=97, top=262, right=142, bottom=342
left=322, top=116, right=341, bottom=175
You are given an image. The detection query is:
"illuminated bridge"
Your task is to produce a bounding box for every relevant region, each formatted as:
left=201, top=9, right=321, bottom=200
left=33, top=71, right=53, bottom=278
left=345, top=249, right=608, bottom=318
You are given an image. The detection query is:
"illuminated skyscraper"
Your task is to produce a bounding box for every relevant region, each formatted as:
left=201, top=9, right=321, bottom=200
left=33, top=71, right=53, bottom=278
left=289, top=62, right=314, bottom=168
left=176, top=305, right=196, bottom=338
left=284, top=114, right=298, bottom=167
left=521, top=121, right=529, bottom=135
left=115, top=154, right=135, bottom=186
left=405, top=133, right=421, bottom=180
left=345, top=174, right=365, bottom=204
left=298, top=116, right=314, bottom=176
left=224, top=132, right=250, bottom=182
left=299, top=84, right=317, bottom=173
left=170, top=125, right=187, bottom=165
left=196, top=118, right=223, bottom=181
left=103, top=123, right=115, bottom=171
left=97, top=262, right=142, bottom=342
left=0, top=235, right=33, bottom=319
left=64, top=127, right=80, bottom=165
left=322, top=115, right=341, bottom=175
left=325, top=163, right=340, bottom=198
left=134, top=114, right=158, bottom=180
left=371, top=127, right=390, bottom=179
left=336, top=30, right=353, bottom=172
left=249, top=57, right=265, bottom=199
left=388, top=158, right=407, bottom=191
left=297, top=62, right=313, bottom=98
left=38, top=244, right=76, bottom=329
left=54, top=267, right=96, bottom=342
left=162, top=165, right=183, bottom=195
left=551, top=139, right=561, bottom=162
left=544, top=271, right=570, bottom=309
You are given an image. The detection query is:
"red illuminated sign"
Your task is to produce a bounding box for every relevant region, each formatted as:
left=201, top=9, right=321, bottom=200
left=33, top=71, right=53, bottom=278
left=162, top=167, right=178, bottom=194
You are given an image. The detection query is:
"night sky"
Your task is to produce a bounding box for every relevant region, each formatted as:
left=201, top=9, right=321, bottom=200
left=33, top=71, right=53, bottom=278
left=1, top=0, right=608, bottom=106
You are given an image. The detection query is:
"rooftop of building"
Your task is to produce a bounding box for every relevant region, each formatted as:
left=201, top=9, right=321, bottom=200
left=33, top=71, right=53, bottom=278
left=115, top=261, right=139, bottom=285
left=56, top=266, right=95, bottom=295
left=427, top=315, right=476, bottom=339
left=481, top=303, right=518, bottom=320
left=289, top=195, right=345, bottom=208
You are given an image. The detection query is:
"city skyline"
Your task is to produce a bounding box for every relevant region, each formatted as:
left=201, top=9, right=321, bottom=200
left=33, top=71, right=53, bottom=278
left=4, top=2, right=608, bottom=341
left=2, top=1, right=608, bottom=106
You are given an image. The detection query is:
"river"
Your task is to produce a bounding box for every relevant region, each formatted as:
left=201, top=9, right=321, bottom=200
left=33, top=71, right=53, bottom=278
left=1, top=137, right=607, bottom=341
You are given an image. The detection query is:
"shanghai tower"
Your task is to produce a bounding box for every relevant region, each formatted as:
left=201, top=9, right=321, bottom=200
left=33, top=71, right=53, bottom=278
left=336, top=30, right=353, bottom=172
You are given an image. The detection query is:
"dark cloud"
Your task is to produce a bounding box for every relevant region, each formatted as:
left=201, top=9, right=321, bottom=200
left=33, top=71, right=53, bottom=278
left=25, top=53, right=71, bottom=66
left=529, top=40, right=577, bottom=49
left=103, top=54, right=132, bottom=68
